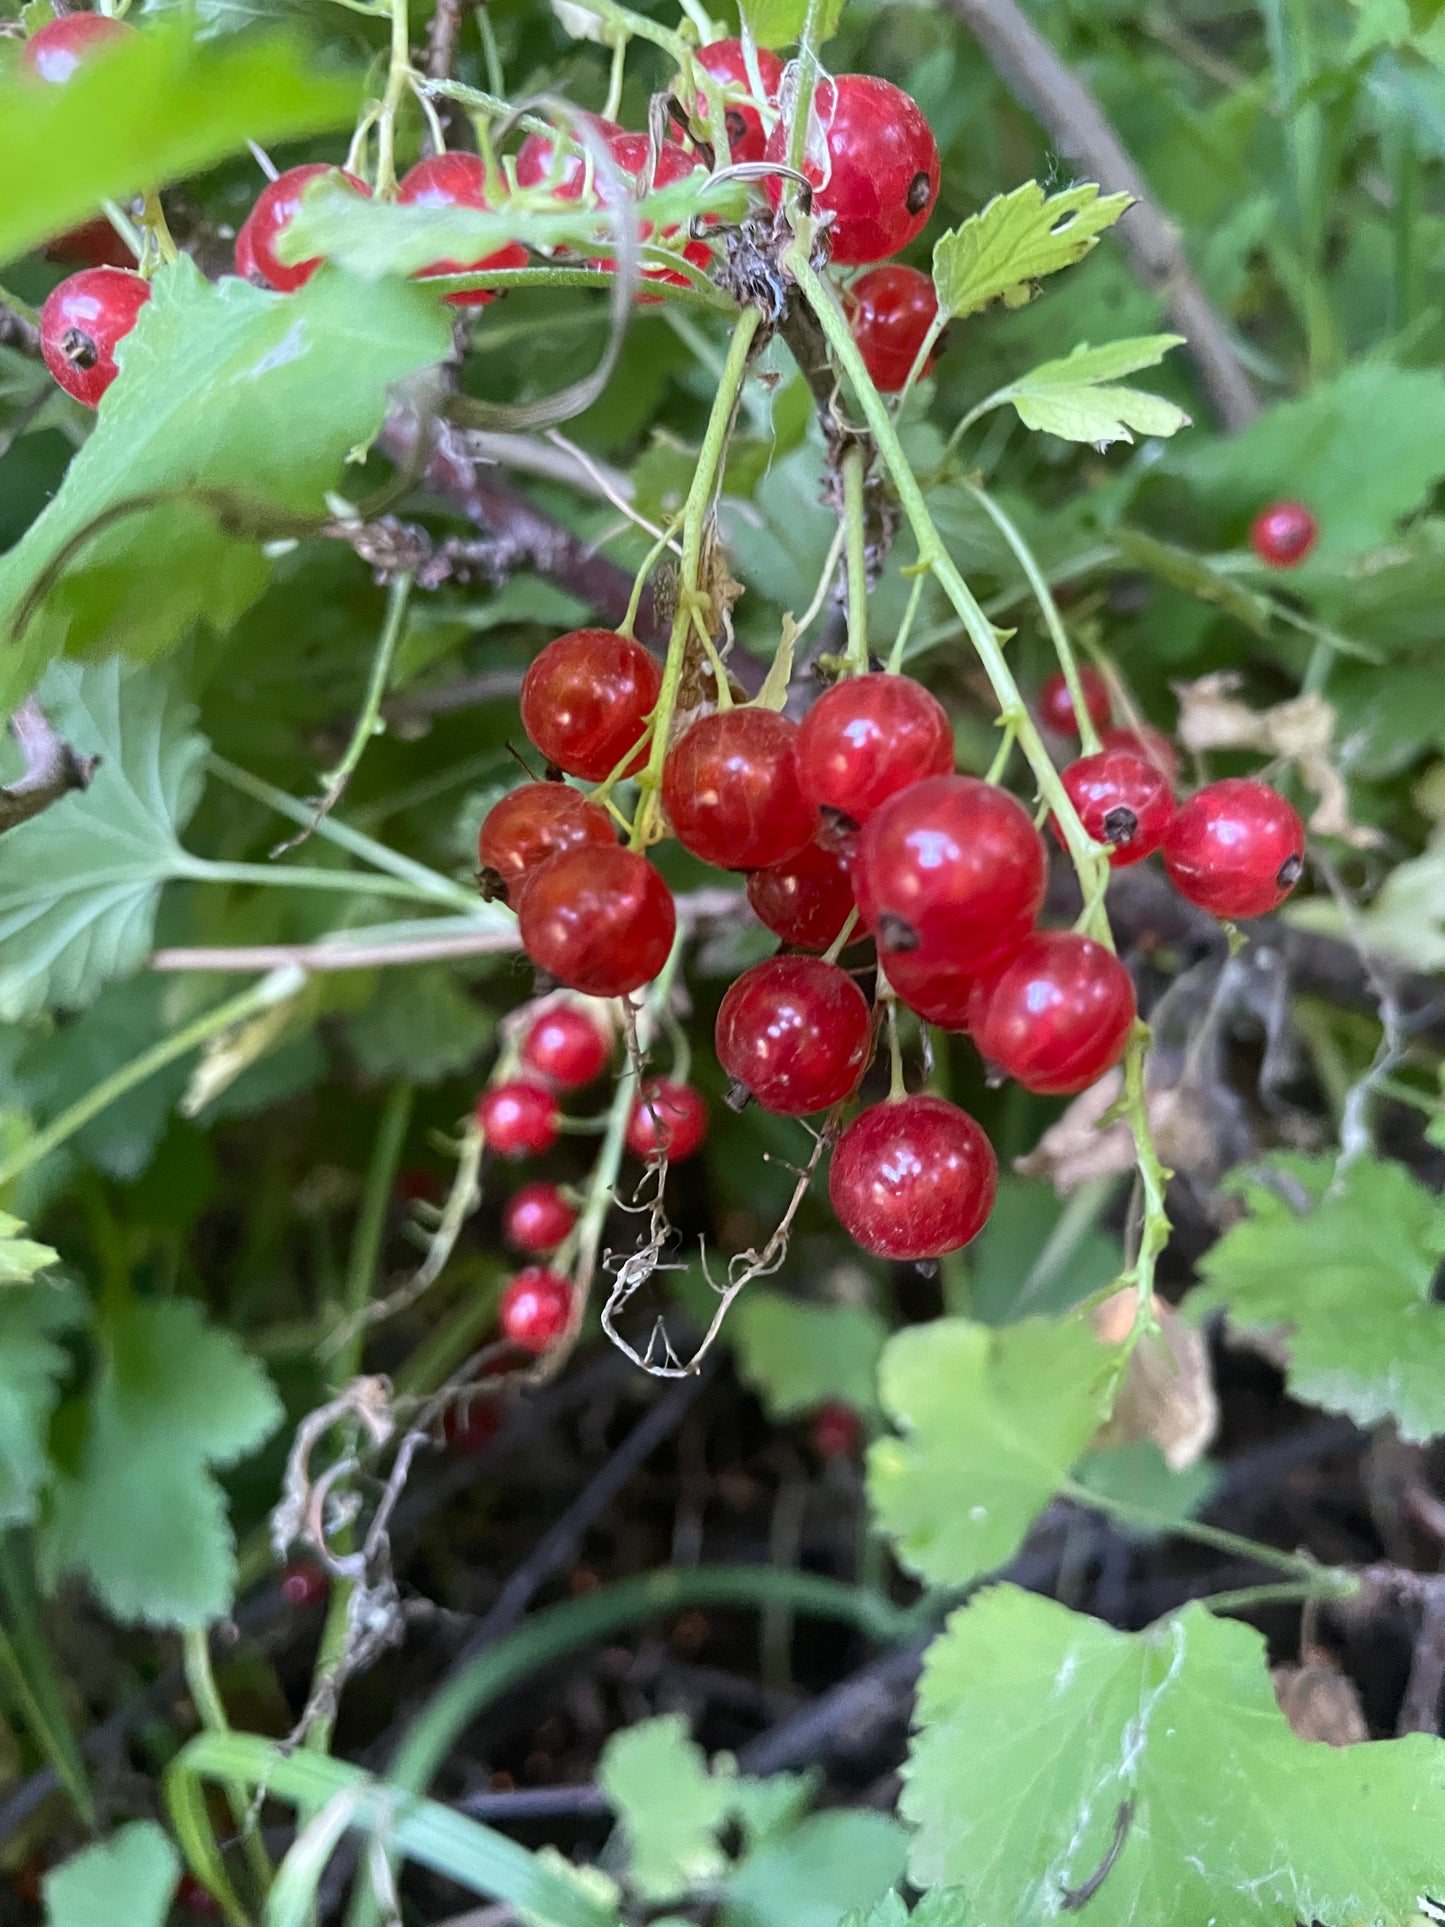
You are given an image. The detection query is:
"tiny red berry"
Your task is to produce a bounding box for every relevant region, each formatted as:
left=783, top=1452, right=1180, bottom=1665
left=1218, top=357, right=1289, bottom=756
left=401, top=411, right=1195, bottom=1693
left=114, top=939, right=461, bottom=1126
left=810, top=1401, right=862, bottom=1459
left=397, top=152, right=527, bottom=305
left=796, top=672, right=953, bottom=828
left=477, top=1081, right=561, bottom=1158
left=280, top=1562, right=328, bottom=1609
left=763, top=74, right=939, bottom=265
left=504, top=1180, right=577, bottom=1254
left=176, top=1872, right=224, bottom=1917
left=519, top=845, right=676, bottom=996
left=663, top=708, right=816, bottom=870
left=1058, top=749, right=1174, bottom=867
left=21, top=12, right=133, bottom=82
left=444, top=1393, right=504, bottom=1454
left=1039, top=666, right=1111, bottom=737
left=967, top=931, right=1136, bottom=1096
left=1249, top=500, right=1317, bottom=569
left=689, top=39, right=784, bottom=162
left=39, top=268, right=151, bottom=408
left=235, top=164, right=371, bottom=292
left=882, top=948, right=975, bottom=1032
left=501, top=1266, right=573, bottom=1352
left=849, top=265, right=940, bottom=392
left=520, top=1003, right=610, bottom=1089
left=830, top=1094, right=997, bottom=1260
left=716, top=955, right=872, bottom=1115
left=1163, top=778, right=1306, bottom=918
left=1099, top=723, right=1181, bottom=787
left=516, top=115, right=624, bottom=198
left=626, top=1077, right=709, bottom=1161
left=520, top=628, right=662, bottom=782
left=746, top=839, right=855, bottom=951
left=478, top=782, right=615, bottom=899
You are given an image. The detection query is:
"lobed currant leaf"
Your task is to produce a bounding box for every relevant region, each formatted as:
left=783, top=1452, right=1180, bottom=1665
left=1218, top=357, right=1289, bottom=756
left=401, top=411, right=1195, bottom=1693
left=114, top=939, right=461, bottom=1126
left=931, top=180, right=1133, bottom=322
left=599, top=1716, right=732, bottom=1902
left=725, top=1812, right=908, bottom=1927
left=1001, top=337, right=1190, bottom=447
left=0, top=1210, right=59, bottom=1287
left=0, top=1280, right=85, bottom=1528
left=730, top=1291, right=887, bottom=1420
left=41, top=1820, right=180, bottom=1927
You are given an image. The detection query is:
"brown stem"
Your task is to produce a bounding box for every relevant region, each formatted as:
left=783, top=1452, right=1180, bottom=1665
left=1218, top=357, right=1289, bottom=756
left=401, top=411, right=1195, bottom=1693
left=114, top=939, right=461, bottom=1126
left=0, top=696, right=97, bottom=835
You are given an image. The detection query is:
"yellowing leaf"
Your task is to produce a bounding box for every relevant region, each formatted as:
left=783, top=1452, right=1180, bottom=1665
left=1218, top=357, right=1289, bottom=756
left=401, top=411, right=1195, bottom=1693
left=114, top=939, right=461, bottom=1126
left=931, top=181, right=1133, bottom=322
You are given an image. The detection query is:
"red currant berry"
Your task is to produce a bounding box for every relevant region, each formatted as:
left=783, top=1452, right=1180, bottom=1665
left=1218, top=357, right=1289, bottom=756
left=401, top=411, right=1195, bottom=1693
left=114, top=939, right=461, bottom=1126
left=39, top=268, right=150, bottom=409
left=746, top=838, right=855, bottom=950
left=849, top=265, right=939, bottom=392
left=46, top=217, right=135, bottom=270
left=176, top=1873, right=223, bottom=1917
left=520, top=1003, right=610, bottom=1088
left=478, top=783, right=615, bottom=899
left=503, top=1180, right=577, bottom=1254
left=716, top=955, right=872, bottom=1115
left=626, top=1076, right=709, bottom=1161
left=1249, top=500, right=1317, bottom=569
left=796, top=671, right=953, bottom=829
left=663, top=708, right=815, bottom=870
left=477, top=1080, right=561, bottom=1158
left=397, top=152, right=527, bottom=306
left=516, top=115, right=623, bottom=198
left=1163, top=778, right=1306, bottom=919
left=851, top=774, right=1047, bottom=969
left=519, top=846, right=677, bottom=996
left=1099, top=723, right=1181, bottom=787
left=690, top=39, right=783, bottom=163
left=882, top=949, right=975, bottom=1032
left=235, top=164, right=371, bottom=292
left=280, top=1562, right=328, bottom=1609
left=21, top=12, right=133, bottom=82
left=1058, top=748, right=1174, bottom=867
left=586, top=134, right=711, bottom=296
left=810, top=1400, right=862, bottom=1459
left=764, top=74, right=939, bottom=266
left=443, top=1393, right=503, bottom=1454
left=520, top=628, right=661, bottom=782
left=967, top=932, right=1136, bottom=1096
left=829, top=1093, right=996, bottom=1260
left=500, top=1266, right=573, bottom=1352
left=1039, top=665, right=1111, bottom=737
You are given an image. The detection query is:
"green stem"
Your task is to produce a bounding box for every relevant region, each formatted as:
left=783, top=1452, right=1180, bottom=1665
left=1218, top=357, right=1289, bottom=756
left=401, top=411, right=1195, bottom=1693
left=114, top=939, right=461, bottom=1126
left=185, top=859, right=443, bottom=910
left=1203, top=1576, right=1357, bottom=1617
left=842, top=443, right=870, bottom=674
left=183, top=1629, right=274, bottom=1901
left=375, top=0, right=412, bottom=194
left=1118, top=1023, right=1171, bottom=1320
left=784, top=0, right=828, bottom=177
left=0, top=1536, right=94, bottom=1827
left=297, top=574, right=413, bottom=845
left=885, top=571, right=926, bottom=674
left=1059, top=1477, right=1336, bottom=1586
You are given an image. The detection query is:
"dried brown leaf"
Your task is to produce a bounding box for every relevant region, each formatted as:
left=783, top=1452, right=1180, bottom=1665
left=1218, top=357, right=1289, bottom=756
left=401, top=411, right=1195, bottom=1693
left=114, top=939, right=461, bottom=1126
left=1091, top=1290, right=1218, bottom=1470
left=1271, top=1659, right=1369, bottom=1746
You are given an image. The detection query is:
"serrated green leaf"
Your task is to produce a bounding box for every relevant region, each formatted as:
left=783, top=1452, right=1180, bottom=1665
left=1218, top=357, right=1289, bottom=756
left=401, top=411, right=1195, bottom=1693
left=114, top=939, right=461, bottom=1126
left=737, top=0, right=845, bottom=48
left=0, top=1212, right=58, bottom=1286
left=724, top=1812, right=907, bottom=1927
left=43, top=1821, right=179, bottom=1927
left=1287, top=820, right=1445, bottom=968
left=730, top=1291, right=886, bottom=1419
left=0, top=1282, right=85, bottom=1527
left=39, top=1295, right=282, bottom=1626
left=1192, top=1152, right=1445, bottom=1440
left=868, top=1316, right=1112, bottom=1588
left=599, top=1716, right=732, bottom=1901
left=1003, top=338, right=1190, bottom=447
left=904, top=1584, right=1445, bottom=1926
left=931, top=181, right=1133, bottom=322
left=344, top=965, right=495, bottom=1085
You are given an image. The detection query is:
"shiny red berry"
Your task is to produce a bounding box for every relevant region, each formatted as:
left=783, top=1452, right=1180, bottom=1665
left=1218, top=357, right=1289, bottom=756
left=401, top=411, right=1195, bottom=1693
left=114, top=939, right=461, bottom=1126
left=810, top=1400, right=862, bottom=1459
left=746, top=838, right=855, bottom=950
left=519, top=846, right=676, bottom=996
left=503, top=1180, right=577, bottom=1254
left=501, top=1266, right=573, bottom=1351
left=585, top=133, right=711, bottom=295
left=1099, top=723, right=1181, bottom=787
left=520, top=628, right=661, bottom=782
left=690, top=39, right=783, bottom=162
left=764, top=74, right=939, bottom=265
left=716, top=955, right=872, bottom=1115
left=46, top=217, right=135, bottom=270
left=1163, top=778, right=1306, bottom=919
left=663, top=708, right=815, bottom=870
left=829, top=1094, right=996, bottom=1260
left=849, top=265, right=939, bottom=391
left=516, top=115, right=624, bottom=197
left=882, top=949, right=975, bottom=1032
left=1249, top=500, right=1317, bottom=568
left=235, top=164, right=371, bottom=292
left=520, top=1003, right=610, bottom=1088
left=21, top=11, right=133, bottom=82
left=851, top=774, right=1047, bottom=969
left=39, top=268, right=150, bottom=408
left=397, top=152, right=527, bottom=305
left=478, top=783, right=615, bottom=899
left=626, top=1076, right=709, bottom=1161
left=967, top=932, right=1136, bottom=1096
left=280, top=1562, right=328, bottom=1608
left=797, top=672, right=953, bottom=828
left=477, top=1080, right=560, bottom=1158
left=1039, top=665, right=1111, bottom=737
left=1058, top=748, right=1174, bottom=867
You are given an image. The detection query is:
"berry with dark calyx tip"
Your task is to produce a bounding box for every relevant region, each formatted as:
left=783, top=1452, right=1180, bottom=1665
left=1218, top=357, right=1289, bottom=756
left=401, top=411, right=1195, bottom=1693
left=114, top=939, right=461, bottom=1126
left=746, top=839, right=855, bottom=950
left=519, top=845, right=676, bottom=996
left=476, top=1080, right=561, bottom=1158
left=626, top=1076, right=709, bottom=1161
left=849, top=265, right=940, bottom=392
left=520, top=628, right=662, bottom=782
left=500, top=1266, right=573, bottom=1352
left=46, top=216, right=134, bottom=270
left=443, top=1393, right=504, bottom=1454
left=763, top=74, right=939, bottom=266
left=967, top=931, right=1136, bottom=1096
left=397, top=152, right=527, bottom=306
left=851, top=774, right=1047, bottom=970
left=882, top=948, right=976, bottom=1032
left=280, top=1562, right=328, bottom=1609
left=1039, top=665, right=1111, bottom=737
left=1163, top=778, right=1306, bottom=919
left=21, top=12, right=133, bottom=82
left=715, top=955, right=872, bottom=1116
left=663, top=708, right=815, bottom=870
left=1099, top=723, right=1180, bottom=787
left=689, top=39, right=784, bottom=162
left=829, top=1093, right=996, bottom=1260
left=810, top=1401, right=862, bottom=1460
left=520, top=1003, right=610, bottom=1089
left=1250, top=500, right=1318, bottom=569
left=503, top=1180, right=577, bottom=1254
left=478, top=783, right=615, bottom=899
left=1058, top=748, right=1174, bottom=867
left=516, top=115, right=623, bottom=197
left=235, top=164, right=371, bottom=292
left=39, top=268, right=151, bottom=409
left=796, top=671, right=953, bottom=828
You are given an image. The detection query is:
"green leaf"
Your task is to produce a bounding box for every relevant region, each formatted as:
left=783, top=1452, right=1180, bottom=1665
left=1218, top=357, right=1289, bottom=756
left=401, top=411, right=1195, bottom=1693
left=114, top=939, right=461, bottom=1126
left=0, top=658, right=206, bottom=1020
left=1002, top=337, right=1191, bottom=446
left=1192, top=1153, right=1445, bottom=1440
left=599, top=1715, right=732, bottom=1902
left=42, top=1821, right=180, bottom=1927
left=0, top=1212, right=58, bottom=1286
left=1108, top=527, right=1275, bottom=636
left=1071, top=1442, right=1220, bottom=1539
left=0, top=1282, right=85, bottom=1527
left=344, top=966, right=495, bottom=1085
left=932, top=181, right=1134, bottom=322
left=724, top=1812, right=908, bottom=1927
left=730, top=1291, right=886, bottom=1419
left=39, top=1295, right=282, bottom=1626
left=0, top=258, right=451, bottom=705
left=0, top=26, right=356, bottom=269
left=868, top=1316, right=1113, bottom=1588
left=1288, top=821, right=1445, bottom=968
left=903, top=1584, right=1445, bottom=1927
left=736, top=0, right=845, bottom=48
